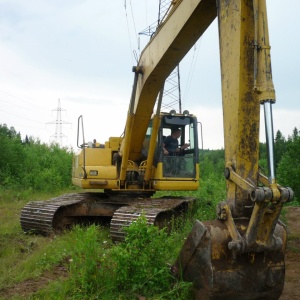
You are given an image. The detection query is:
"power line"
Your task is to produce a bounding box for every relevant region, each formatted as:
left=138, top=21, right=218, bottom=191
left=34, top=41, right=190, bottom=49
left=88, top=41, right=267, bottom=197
left=0, top=89, right=49, bottom=112
left=183, top=41, right=202, bottom=106
left=0, top=106, right=45, bottom=124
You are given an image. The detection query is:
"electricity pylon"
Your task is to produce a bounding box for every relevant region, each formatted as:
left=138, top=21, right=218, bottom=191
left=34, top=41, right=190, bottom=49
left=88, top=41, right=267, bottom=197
left=47, top=99, right=71, bottom=146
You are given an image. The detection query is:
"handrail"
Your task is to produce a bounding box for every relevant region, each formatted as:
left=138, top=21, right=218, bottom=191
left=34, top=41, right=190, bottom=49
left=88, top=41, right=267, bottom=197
left=77, top=115, right=87, bottom=179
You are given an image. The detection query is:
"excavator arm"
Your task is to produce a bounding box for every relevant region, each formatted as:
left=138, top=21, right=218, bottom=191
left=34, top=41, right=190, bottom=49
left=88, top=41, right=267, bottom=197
left=171, top=1, right=293, bottom=299
left=218, top=0, right=293, bottom=251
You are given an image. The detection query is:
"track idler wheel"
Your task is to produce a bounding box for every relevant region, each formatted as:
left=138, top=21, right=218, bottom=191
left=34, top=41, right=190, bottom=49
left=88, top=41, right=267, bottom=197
left=173, top=219, right=286, bottom=300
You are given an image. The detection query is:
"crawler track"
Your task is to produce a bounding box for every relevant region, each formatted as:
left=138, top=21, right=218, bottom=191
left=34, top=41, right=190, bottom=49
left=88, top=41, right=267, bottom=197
left=20, top=193, right=195, bottom=242
left=110, top=197, right=195, bottom=241
left=20, top=193, right=111, bottom=234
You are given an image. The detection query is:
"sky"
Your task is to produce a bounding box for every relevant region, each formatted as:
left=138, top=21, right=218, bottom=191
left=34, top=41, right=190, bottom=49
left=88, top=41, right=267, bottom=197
left=0, top=0, right=299, bottom=150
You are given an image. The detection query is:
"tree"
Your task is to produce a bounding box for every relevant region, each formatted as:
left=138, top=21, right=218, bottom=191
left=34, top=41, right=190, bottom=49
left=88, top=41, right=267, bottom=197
left=0, top=124, right=24, bottom=186
left=274, top=130, right=287, bottom=168
left=277, top=128, right=300, bottom=202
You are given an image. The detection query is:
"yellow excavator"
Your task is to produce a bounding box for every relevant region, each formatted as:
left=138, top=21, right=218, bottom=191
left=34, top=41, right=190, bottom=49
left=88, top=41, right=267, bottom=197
left=21, top=0, right=294, bottom=298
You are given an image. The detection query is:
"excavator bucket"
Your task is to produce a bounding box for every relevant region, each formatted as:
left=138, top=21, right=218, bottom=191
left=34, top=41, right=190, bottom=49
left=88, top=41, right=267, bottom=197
left=173, top=219, right=286, bottom=300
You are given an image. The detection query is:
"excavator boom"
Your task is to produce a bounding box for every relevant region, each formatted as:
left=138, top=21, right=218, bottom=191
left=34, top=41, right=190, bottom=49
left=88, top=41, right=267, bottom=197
left=122, top=0, right=217, bottom=162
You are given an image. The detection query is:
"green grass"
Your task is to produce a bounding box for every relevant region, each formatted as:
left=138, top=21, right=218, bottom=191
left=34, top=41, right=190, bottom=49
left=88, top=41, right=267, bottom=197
left=1, top=178, right=298, bottom=299
left=0, top=189, right=75, bottom=289
left=0, top=178, right=225, bottom=299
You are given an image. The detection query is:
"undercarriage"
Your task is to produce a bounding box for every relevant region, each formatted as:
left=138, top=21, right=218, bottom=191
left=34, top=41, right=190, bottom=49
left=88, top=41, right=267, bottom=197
left=20, top=192, right=195, bottom=242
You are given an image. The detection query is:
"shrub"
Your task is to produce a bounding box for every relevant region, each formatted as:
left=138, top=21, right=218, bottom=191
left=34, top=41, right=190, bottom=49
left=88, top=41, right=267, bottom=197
left=110, top=214, right=192, bottom=299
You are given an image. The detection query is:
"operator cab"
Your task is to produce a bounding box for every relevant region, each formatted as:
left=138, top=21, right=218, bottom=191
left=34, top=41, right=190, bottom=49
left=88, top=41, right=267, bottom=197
left=144, top=111, right=199, bottom=180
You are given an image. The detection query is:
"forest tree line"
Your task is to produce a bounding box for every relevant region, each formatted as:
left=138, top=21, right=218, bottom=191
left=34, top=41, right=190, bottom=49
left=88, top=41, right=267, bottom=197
left=0, top=123, right=299, bottom=202
left=0, top=124, right=73, bottom=193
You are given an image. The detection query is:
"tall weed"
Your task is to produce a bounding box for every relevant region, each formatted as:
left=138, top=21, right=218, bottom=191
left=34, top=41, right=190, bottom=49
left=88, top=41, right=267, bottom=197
left=57, top=218, right=191, bottom=300
left=109, top=215, right=191, bottom=299
left=62, top=225, right=112, bottom=299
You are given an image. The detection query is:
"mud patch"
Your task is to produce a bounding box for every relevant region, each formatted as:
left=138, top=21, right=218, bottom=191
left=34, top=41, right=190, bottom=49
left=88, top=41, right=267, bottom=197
left=0, top=264, right=68, bottom=299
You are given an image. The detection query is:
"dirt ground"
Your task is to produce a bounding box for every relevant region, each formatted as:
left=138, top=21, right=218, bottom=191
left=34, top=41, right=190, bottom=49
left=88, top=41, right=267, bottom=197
left=279, top=206, right=300, bottom=300
left=1, top=207, right=299, bottom=299
left=0, top=264, right=68, bottom=299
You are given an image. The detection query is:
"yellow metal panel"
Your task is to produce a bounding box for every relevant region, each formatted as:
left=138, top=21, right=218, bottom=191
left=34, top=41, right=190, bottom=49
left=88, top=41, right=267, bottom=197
left=84, top=148, right=112, bottom=166
left=152, top=162, right=199, bottom=190
left=72, top=178, right=119, bottom=189
left=85, top=166, right=117, bottom=179
left=109, top=137, right=122, bottom=151
left=152, top=180, right=199, bottom=191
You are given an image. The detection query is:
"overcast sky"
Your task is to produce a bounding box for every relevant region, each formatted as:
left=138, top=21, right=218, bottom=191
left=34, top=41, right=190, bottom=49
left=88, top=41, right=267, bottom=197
left=0, top=0, right=299, bottom=150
